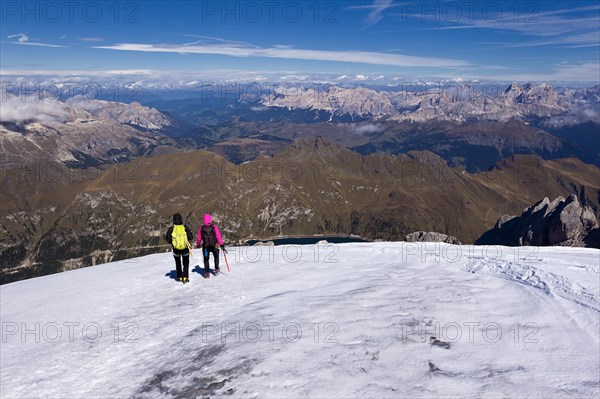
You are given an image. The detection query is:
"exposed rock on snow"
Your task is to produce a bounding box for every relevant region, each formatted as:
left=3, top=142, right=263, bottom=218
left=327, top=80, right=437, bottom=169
left=405, top=231, right=461, bottom=245
left=429, top=337, right=451, bottom=349
left=477, top=195, right=600, bottom=248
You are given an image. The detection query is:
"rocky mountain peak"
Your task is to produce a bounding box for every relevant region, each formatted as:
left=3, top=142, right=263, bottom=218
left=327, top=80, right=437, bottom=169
left=505, top=82, right=522, bottom=94
left=0, top=96, right=175, bottom=168
left=313, top=135, right=328, bottom=149
left=80, top=100, right=173, bottom=130
left=477, top=195, right=599, bottom=248
left=290, top=136, right=347, bottom=159
left=259, top=82, right=594, bottom=125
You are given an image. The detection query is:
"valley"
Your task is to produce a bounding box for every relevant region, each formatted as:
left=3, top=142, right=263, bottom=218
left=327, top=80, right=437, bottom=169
left=2, top=138, right=599, bottom=283
left=1, top=81, right=599, bottom=283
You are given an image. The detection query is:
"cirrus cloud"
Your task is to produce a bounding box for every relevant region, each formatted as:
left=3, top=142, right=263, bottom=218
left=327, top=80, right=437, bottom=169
left=6, top=33, right=66, bottom=48
left=93, top=41, right=469, bottom=68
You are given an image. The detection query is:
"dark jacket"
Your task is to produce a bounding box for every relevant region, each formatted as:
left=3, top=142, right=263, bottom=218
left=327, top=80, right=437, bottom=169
left=165, top=224, right=194, bottom=248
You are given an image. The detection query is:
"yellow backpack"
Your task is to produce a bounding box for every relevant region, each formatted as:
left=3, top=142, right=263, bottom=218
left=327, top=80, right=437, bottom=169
left=171, top=225, right=188, bottom=250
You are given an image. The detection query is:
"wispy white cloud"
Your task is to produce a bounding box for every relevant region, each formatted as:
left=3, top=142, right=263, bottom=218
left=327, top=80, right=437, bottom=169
left=93, top=41, right=469, bottom=68
left=6, top=33, right=66, bottom=48
left=476, top=32, right=600, bottom=49
left=472, top=62, right=600, bottom=82
left=0, top=94, right=69, bottom=124
left=512, top=62, right=600, bottom=82
left=350, top=123, right=385, bottom=134
left=534, top=4, right=600, bottom=16
left=1, top=65, right=598, bottom=84
left=410, top=4, right=600, bottom=48
left=366, top=0, right=394, bottom=27
left=348, top=0, right=397, bottom=27
left=176, top=34, right=260, bottom=49
left=0, top=68, right=159, bottom=77
left=437, top=16, right=598, bottom=39
left=8, top=33, right=29, bottom=43
left=0, top=68, right=319, bottom=83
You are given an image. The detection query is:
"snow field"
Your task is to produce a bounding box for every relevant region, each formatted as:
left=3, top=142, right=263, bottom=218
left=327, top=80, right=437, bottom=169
left=1, top=242, right=598, bottom=398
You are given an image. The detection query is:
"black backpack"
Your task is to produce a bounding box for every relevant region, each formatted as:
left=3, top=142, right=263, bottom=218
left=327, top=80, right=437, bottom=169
left=201, top=224, right=217, bottom=247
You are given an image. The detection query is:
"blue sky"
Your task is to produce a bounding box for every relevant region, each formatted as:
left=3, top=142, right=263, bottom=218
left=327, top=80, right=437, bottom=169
left=1, top=0, right=599, bottom=81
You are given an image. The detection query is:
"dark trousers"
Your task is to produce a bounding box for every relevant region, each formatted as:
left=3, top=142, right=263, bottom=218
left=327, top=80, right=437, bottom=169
left=203, top=246, right=220, bottom=272
left=173, top=248, right=190, bottom=278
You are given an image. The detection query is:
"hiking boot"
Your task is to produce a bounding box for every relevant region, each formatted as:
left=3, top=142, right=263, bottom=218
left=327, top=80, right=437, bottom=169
left=214, top=268, right=220, bottom=275
left=183, top=277, right=189, bottom=283
left=178, top=277, right=183, bottom=283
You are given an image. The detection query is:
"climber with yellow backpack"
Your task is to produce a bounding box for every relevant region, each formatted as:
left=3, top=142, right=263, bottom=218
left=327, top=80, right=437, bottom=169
left=164, top=213, right=194, bottom=284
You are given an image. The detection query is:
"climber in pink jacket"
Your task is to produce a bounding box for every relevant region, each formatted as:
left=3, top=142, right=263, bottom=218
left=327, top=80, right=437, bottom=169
left=196, top=214, right=225, bottom=277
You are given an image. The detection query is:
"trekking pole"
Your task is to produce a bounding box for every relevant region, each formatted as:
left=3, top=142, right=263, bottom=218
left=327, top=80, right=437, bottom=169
left=187, top=242, right=193, bottom=258
left=223, top=249, right=231, bottom=272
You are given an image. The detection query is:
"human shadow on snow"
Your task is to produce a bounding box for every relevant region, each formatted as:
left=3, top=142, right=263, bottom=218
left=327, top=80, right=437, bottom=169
left=192, top=265, right=218, bottom=277
left=164, top=270, right=178, bottom=281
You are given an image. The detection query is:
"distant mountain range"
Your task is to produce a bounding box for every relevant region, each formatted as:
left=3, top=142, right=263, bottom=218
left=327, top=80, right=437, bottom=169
left=2, top=81, right=598, bottom=173
left=149, top=81, right=600, bottom=169
left=2, top=82, right=598, bottom=168
left=260, top=82, right=600, bottom=126
left=2, top=138, right=599, bottom=283
left=0, top=95, right=177, bottom=168
left=1, top=80, right=599, bottom=283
